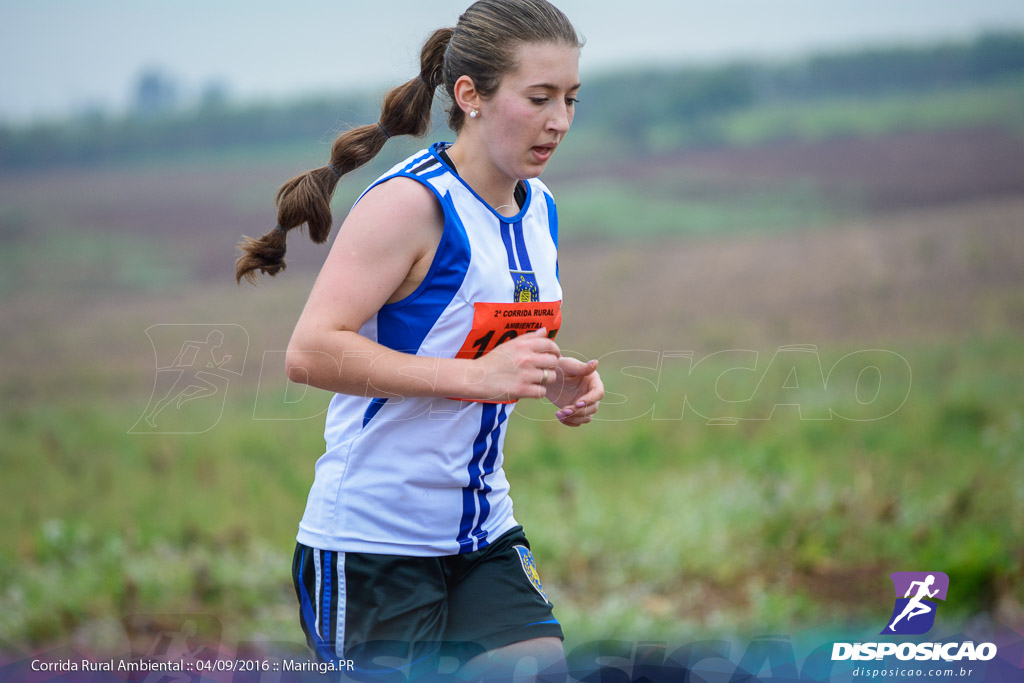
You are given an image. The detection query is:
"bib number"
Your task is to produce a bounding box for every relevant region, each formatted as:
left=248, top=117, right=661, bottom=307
left=456, top=301, right=562, bottom=360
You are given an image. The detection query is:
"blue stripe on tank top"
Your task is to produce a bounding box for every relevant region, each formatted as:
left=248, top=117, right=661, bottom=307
left=457, top=403, right=498, bottom=553
left=375, top=192, right=470, bottom=352
left=510, top=218, right=540, bottom=298
left=361, top=189, right=471, bottom=428
left=362, top=398, right=387, bottom=427
left=544, top=192, right=559, bottom=281
left=457, top=486, right=478, bottom=554
left=499, top=221, right=518, bottom=270
left=354, top=151, right=434, bottom=205
left=544, top=192, right=558, bottom=249
left=512, top=220, right=533, bottom=271
left=469, top=404, right=509, bottom=548
left=418, top=165, right=449, bottom=182
left=401, top=151, right=433, bottom=174
left=410, top=157, right=440, bottom=175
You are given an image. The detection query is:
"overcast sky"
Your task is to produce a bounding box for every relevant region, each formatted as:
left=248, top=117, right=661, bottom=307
left=3, top=0, right=1024, bottom=123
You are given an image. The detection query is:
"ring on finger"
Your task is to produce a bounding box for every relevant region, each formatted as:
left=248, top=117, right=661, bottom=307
left=541, top=368, right=549, bottom=385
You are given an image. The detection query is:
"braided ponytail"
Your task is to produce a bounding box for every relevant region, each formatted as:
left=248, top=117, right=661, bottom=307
left=235, top=27, right=453, bottom=284
left=236, top=0, right=581, bottom=285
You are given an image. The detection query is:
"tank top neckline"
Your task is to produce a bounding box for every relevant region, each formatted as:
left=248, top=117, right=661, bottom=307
left=431, top=142, right=532, bottom=224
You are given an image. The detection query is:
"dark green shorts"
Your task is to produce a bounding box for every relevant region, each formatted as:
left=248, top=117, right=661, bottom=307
left=292, top=526, right=563, bottom=671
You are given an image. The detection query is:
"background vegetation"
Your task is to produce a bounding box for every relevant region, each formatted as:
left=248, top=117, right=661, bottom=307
left=2, top=32, right=1023, bottom=171
left=1, top=31, right=1022, bottom=665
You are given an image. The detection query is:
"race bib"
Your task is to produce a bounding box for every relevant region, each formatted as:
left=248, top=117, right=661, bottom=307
left=456, top=301, right=561, bottom=360
left=452, top=301, right=561, bottom=403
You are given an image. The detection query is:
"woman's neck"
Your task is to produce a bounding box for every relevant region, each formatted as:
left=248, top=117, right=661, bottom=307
left=445, top=139, right=520, bottom=217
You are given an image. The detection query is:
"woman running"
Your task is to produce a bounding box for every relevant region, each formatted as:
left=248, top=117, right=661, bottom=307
left=236, top=0, right=601, bottom=678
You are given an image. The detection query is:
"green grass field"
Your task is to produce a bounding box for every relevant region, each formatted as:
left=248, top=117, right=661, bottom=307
left=2, top=327, right=1021, bottom=651
left=695, top=74, right=1024, bottom=148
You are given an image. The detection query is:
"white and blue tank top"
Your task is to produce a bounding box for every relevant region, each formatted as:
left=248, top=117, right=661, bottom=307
left=296, top=142, right=562, bottom=556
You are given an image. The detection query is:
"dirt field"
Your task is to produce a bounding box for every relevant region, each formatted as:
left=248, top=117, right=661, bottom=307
left=554, top=126, right=1024, bottom=212
left=559, top=197, right=1024, bottom=355
left=1, top=126, right=1022, bottom=384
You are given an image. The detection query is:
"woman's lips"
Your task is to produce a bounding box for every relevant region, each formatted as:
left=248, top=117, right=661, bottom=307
left=531, top=145, right=555, bottom=162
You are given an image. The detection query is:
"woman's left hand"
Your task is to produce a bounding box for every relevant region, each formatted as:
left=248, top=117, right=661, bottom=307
left=544, top=357, right=603, bottom=427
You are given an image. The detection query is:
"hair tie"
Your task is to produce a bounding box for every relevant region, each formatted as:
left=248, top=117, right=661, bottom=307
left=326, top=162, right=342, bottom=177
left=419, top=74, right=433, bottom=89
left=377, top=122, right=392, bottom=139
left=274, top=224, right=287, bottom=233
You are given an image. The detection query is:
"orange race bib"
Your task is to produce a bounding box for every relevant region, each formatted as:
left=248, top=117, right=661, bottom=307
left=456, top=301, right=561, bottom=360
left=453, top=300, right=562, bottom=403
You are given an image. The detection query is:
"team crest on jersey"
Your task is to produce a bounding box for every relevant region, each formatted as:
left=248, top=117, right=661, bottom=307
left=513, top=274, right=539, bottom=303
left=514, top=545, right=548, bottom=602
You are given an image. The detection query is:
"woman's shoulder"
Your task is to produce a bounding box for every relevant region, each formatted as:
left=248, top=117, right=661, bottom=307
left=352, top=174, right=443, bottom=229
left=357, top=145, right=452, bottom=204
left=379, top=146, right=441, bottom=179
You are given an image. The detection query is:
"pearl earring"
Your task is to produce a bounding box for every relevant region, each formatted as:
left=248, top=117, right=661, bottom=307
left=469, top=109, right=479, bottom=119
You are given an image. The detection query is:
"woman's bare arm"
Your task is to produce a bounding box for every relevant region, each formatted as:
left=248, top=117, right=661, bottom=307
left=284, top=177, right=560, bottom=402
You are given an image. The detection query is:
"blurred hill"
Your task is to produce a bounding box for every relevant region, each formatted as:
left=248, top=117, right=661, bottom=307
left=1, top=31, right=1023, bottom=170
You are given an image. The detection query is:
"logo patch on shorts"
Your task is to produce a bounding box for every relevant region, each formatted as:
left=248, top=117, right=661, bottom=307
left=513, top=545, right=548, bottom=603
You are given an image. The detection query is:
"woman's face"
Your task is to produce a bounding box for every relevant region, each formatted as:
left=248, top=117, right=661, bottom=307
left=476, top=41, right=581, bottom=181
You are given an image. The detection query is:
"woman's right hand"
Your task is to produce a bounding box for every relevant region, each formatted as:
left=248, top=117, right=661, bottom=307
left=470, top=327, right=561, bottom=402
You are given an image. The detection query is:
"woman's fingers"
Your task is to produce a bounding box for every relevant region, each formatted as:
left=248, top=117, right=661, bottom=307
left=558, top=357, right=598, bottom=377
left=556, top=399, right=599, bottom=422
left=524, top=327, right=561, bottom=358
left=476, top=327, right=562, bottom=400
left=554, top=367, right=603, bottom=425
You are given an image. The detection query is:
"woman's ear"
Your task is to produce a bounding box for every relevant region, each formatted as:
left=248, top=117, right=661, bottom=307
left=452, top=75, right=482, bottom=118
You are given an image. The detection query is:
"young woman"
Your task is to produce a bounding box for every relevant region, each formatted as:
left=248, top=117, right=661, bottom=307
left=236, top=0, right=602, bottom=677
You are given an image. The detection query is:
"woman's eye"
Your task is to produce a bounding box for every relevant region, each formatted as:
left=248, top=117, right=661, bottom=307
left=530, top=97, right=549, bottom=105
left=566, top=97, right=579, bottom=106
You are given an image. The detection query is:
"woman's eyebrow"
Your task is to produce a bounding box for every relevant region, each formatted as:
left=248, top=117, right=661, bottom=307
left=527, top=82, right=582, bottom=91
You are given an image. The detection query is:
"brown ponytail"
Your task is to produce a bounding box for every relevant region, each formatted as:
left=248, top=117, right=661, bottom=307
left=236, top=0, right=581, bottom=285
left=235, top=27, right=453, bottom=284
